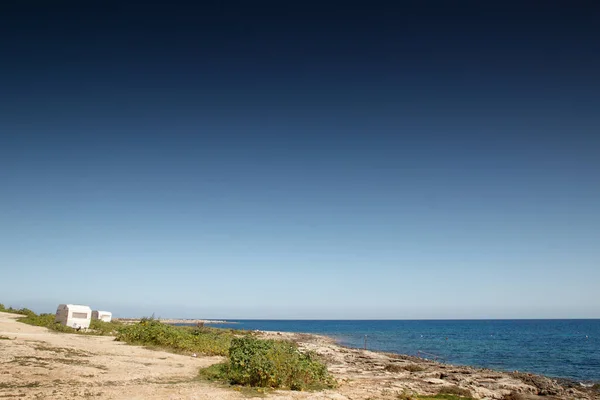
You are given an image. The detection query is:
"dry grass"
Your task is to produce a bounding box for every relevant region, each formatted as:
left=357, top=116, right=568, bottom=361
left=8, top=355, right=108, bottom=371
left=437, top=384, right=472, bottom=397
left=0, top=382, right=41, bottom=389
left=33, top=344, right=91, bottom=357
left=385, top=363, right=425, bottom=373
left=8, top=356, right=51, bottom=368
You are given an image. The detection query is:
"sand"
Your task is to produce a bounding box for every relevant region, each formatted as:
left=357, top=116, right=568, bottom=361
left=1, top=312, right=596, bottom=399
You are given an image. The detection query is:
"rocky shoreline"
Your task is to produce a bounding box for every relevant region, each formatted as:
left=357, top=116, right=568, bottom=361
left=257, top=330, right=600, bottom=399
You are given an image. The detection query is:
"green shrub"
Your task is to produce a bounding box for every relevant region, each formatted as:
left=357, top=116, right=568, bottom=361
left=223, top=336, right=335, bottom=390
left=18, top=312, right=56, bottom=327
left=385, top=363, right=425, bottom=373
left=0, top=304, right=36, bottom=316
left=437, top=385, right=473, bottom=398
left=198, top=362, right=230, bottom=382
left=16, top=308, right=36, bottom=317
left=116, top=319, right=234, bottom=356
left=88, top=319, right=123, bottom=335
left=17, top=313, right=80, bottom=333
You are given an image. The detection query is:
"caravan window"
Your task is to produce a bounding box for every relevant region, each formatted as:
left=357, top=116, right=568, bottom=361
left=72, top=312, right=88, bottom=319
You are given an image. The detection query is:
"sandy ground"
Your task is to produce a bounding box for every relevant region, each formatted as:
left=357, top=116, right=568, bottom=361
left=1, top=312, right=596, bottom=400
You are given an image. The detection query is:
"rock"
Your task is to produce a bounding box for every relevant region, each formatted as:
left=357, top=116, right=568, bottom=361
left=472, top=386, right=504, bottom=399
left=424, top=378, right=447, bottom=385
left=510, top=372, right=563, bottom=396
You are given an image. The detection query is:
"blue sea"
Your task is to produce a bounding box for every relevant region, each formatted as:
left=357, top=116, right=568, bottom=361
left=203, top=319, right=600, bottom=383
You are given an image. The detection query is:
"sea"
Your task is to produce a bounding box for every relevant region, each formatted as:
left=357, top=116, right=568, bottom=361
left=200, top=319, right=600, bottom=383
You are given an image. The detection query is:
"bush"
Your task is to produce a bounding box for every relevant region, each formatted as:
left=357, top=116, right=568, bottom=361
left=88, top=319, right=123, bottom=335
left=386, top=364, right=405, bottom=373
left=223, top=336, right=335, bottom=390
left=386, top=363, right=425, bottom=373
left=198, top=362, right=230, bottom=382
left=17, top=312, right=55, bottom=327
left=116, top=319, right=234, bottom=356
left=0, top=304, right=36, bottom=316
left=17, top=313, right=80, bottom=333
left=437, top=385, right=472, bottom=398
left=405, top=364, right=426, bottom=372
left=16, top=307, right=36, bottom=317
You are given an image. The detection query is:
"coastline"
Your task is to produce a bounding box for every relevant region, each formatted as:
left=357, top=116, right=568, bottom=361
left=253, top=329, right=599, bottom=399
left=323, top=333, right=598, bottom=388
left=196, top=319, right=599, bottom=384
left=2, top=311, right=598, bottom=399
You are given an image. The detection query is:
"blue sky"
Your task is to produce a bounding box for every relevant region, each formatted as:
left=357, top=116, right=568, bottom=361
left=1, top=2, right=599, bottom=318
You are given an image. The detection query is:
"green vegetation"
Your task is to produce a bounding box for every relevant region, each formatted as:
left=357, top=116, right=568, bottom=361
left=88, top=318, right=123, bottom=335
left=198, top=364, right=269, bottom=396
left=0, top=304, right=35, bottom=316
left=6, top=305, right=240, bottom=355
left=3, top=302, right=335, bottom=392
left=437, top=385, right=473, bottom=398
left=199, top=336, right=336, bottom=391
left=116, top=318, right=237, bottom=356
left=18, top=312, right=78, bottom=332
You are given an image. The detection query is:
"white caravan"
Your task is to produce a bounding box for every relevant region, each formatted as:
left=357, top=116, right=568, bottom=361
left=55, top=304, right=92, bottom=329
left=91, top=310, right=112, bottom=322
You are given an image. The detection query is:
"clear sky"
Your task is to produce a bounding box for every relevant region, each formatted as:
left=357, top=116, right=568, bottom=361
left=1, top=2, right=599, bottom=319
